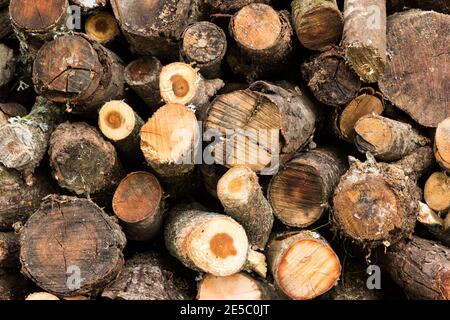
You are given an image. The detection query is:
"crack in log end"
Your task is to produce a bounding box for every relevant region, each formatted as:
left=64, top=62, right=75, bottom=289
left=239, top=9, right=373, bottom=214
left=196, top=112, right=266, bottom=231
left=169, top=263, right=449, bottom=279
left=209, top=233, right=237, bottom=259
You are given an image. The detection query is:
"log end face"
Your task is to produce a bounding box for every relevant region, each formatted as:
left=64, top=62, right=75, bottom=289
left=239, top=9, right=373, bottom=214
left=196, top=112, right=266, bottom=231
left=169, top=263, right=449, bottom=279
left=345, top=44, right=385, bottom=83
left=9, top=0, right=68, bottom=30
left=85, top=12, right=120, bottom=44
left=435, top=118, right=450, bottom=171
left=125, top=56, right=161, bottom=85
left=99, top=100, right=136, bottom=141
left=217, top=166, right=257, bottom=205
left=424, top=172, right=450, bottom=212
left=197, top=273, right=262, bottom=300
left=354, top=116, right=392, bottom=155
left=159, top=63, right=198, bottom=105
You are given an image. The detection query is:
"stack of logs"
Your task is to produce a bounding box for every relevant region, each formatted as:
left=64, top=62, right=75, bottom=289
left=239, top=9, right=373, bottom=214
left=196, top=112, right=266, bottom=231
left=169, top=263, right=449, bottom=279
left=0, top=0, right=449, bottom=301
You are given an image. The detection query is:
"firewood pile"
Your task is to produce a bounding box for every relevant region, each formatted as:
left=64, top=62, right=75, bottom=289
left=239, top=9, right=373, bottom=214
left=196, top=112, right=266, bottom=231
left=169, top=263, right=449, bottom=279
left=0, top=0, right=449, bottom=301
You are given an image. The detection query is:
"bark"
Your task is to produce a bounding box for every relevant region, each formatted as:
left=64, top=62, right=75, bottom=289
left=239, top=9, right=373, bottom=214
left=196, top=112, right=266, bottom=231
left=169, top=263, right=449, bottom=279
left=0, top=232, right=19, bottom=268
left=424, top=172, right=450, bottom=213
left=354, top=114, right=430, bottom=161
left=342, top=0, right=387, bottom=83
left=0, top=165, right=56, bottom=231
left=379, top=10, right=450, bottom=127
left=333, top=147, right=435, bottom=248
left=0, top=268, right=34, bottom=300
left=381, top=236, right=450, bottom=300
left=33, top=33, right=124, bottom=114
left=204, top=81, right=317, bottom=174
left=19, top=195, right=127, bottom=297
left=85, top=12, right=120, bottom=44
left=268, top=147, right=347, bottom=228
left=387, top=0, right=450, bottom=14
left=0, top=8, right=13, bottom=40
left=435, top=117, right=450, bottom=172
left=124, top=56, right=163, bottom=110
left=266, top=230, right=341, bottom=300
left=112, top=172, right=166, bottom=241
left=0, top=44, right=15, bottom=87
left=227, top=4, right=294, bottom=82
left=302, top=47, right=362, bottom=107
left=205, top=0, right=272, bottom=14
left=49, top=122, right=125, bottom=196
left=72, top=0, right=107, bottom=13
left=0, top=102, right=27, bottom=127
left=291, top=0, right=343, bottom=51
left=217, top=165, right=274, bottom=250
left=180, top=21, right=227, bottom=79
left=98, top=100, right=145, bottom=165
left=0, top=97, right=64, bottom=176
left=102, top=251, right=194, bottom=300
left=417, top=202, right=450, bottom=247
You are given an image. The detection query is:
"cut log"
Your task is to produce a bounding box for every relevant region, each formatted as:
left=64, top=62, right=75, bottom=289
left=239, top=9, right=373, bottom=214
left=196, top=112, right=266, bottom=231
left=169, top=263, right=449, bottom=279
left=0, top=44, right=15, bottom=88
left=102, top=251, right=194, bottom=300
left=0, top=165, right=56, bottom=231
left=205, top=0, right=272, bottom=14
left=332, top=87, right=384, bottom=143
left=20, top=195, right=127, bottom=297
left=267, top=231, right=341, bottom=300
left=124, top=57, right=163, bottom=110
left=217, top=165, right=274, bottom=250
left=435, top=117, right=450, bottom=172
left=98, top=100, right=144, bottom=165
left=379, top=10, right=450, bottom=127
left=0, top=232, right=19, bottom=268
left=33, top=34, right=124, bottom=114
left=424, top=172, right=450, bottom=213
left=0, top=102, right=27, bottom=127
left=354, top=114, right=429, bottom=161
left=204, top=81, right=317, bottom=174
left=342, top=0, right=387, bottom=83
left=302, top=47, right=361, bottom=107
left=0, top=97, right=64, bottom=177
left=197, top=273, right=281, bottom=300
left=268, top=148, right=347, bottom=228
left=382, top=236, right=450, bottom=300
left=387, top=0, right=450, bottom=15
left=26, top=292, right=59, bottom=300
left=112, top=172, right=166, bottom=241
left=418, top=202, right=450, bottom=247
left=227, top=3, right=294, bottom=81
left=0, top=8, right=13, bottom=40
left=111, top=0, right=201, bottom=60
left=72, top=0, right=107, bottom=13
left=159, top=62, right=224, bottom=116
left=291, top=0, right=343, bottom=51
left=333, top=147, right=434, bottom=247
left=180, top=21, right=227, bottom=79
left=0, top=268, right=33, bottom=300
left=49, top=122, right=124, bottom=196
left=85, top=12, right=120, bottom=44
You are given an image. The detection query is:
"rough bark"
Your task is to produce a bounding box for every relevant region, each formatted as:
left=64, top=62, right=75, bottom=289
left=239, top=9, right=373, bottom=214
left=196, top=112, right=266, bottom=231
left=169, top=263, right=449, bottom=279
left=379, top=10, right=450, bottom=127
left=435, top=117, right=450, bottom=172
left=291, top=0, right=343, bottom=51
left=387, top=0, right=450, bottom=15
left=217, top=165, right=274, bottom=250
left=268, top=147, right=347, bottom=228
left=205, top=0, right=272, bottom=14
left=112, top=172, right=166, bottom=242
left=49, top=122, right=125, bottom=196
left=85, top=12, right=120, bottom=44
left=333, top=147, right=435, bottom=248
left=19, top=195, right=127, bottom=297
left=267, top=230, right=341, bottom=300
left=0, top=102, right=27, bottom=127
left=0, top=232, right=19, bottom=268
left=0, top=44, right=15, bottom=88
left=381, top=236, right=450, bottom=300
left=302, top=47, right=362, bottom=107
left=424, top=172, right=450, bottom=213
left=33, top=33, right=124, bottom=114
left=180, top=21, right=227, bottom=79
left=204, top=81, right=317, bottom=174
left=0, top=268, right=34, bottom=300
left=417, top=202, right=450, bottom=247
left=342, top=0, right=387, bottom=83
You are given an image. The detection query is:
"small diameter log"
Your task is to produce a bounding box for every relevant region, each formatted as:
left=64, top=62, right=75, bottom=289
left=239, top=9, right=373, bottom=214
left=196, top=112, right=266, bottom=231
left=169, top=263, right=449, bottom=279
left=342, top=0, right=387, bottom=83
left=333, top=147, right=434, bottom=247
left=0, top=165, right=56, bottom=230
left=354, top=114, right=430, bottom=162
left=267, top=231, right=341, bottom=300
left=85, top=12, right=120, bottom=44
left=332, top=88, right=384, bottom=142
left=418, top=202, right=450, bottom=247
left=0, top=97, right=64, bottom=177
left=0, top=232, right=19, bottom=268
left=0, top=44, right=15, bottom=87
left=0, top=268, right=33, bottom=300
left=382, top=236, right=450, bottom=300
left=206, top=0, right=272, bottom=14
left=159, top=62, right=224, bottom=115
left=0, top=9, right=13, bottom=40
left=204, top=81, right=317, bottom=173
left=228, top=4, right=294, bottom=81
left=435, top=118, right=450, bottom=171
left=217, top=166, right=274, bottom=250
left=0, top=102, right=27, bottom=127
left=291, top=0, right=343, bottom=51
left=72, top=0, right=107, bottom=13
left=20, top=195, right=127, bottom=297
left=180, top=21, right=227, bottom=79
left=124, top=57, right=163, bottom=110
left=112, top=172, right=166, bottom=241
left=424, top=172, right=450, bottom=213
left=102, top=251, right=194, bottom=300
left=268, top=148, right=347, bottom=228
left=26, top=292, right=59, bottom=300
left=33, top=34, right=124, bottom=114
left=197, top=273, right=281, bottom=300
left=302, top=47, right=361, bottom=107
left=379, top=10, right=450, bottom=127
left=98, top=100, right=144, bottom=165
left=49, top=122, right=124, bottom=196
